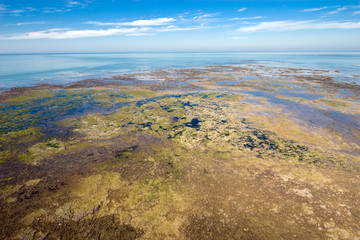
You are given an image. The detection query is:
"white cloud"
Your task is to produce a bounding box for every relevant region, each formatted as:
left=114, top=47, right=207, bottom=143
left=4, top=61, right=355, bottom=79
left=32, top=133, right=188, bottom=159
left=43, top=8, right=71, bottom=13
left=353, top=11, right=360, bottom=15
left=11, top=9, right=25, bottom=14
left=68, top=1, right=81, bottom=5
left=42, top=1, right=86, bottom=13
left=2, top=6, right=37, bottom=16
left=1, top=23, right=205, bottom=40
left=193, top=13, right=219, bottom=20
left=2, top=28, right=142, bottom=39
left=122, top=18, right=175, bottom=26
left=125, top=32, right=155, bottom=37
left=25, top=7, right=37, bottom=11
left=326, top=7, right=347, bottom=15
left=301, top=6, right=328, bottom=12
left=230, top=16, right=264, bottom=21
left=237, top=20, right=360, bottom=32
left=238, top=8, right=247, bottom=12
left=85, top=18, right=176, bottom=27
left=157, top=25, right=207, bottom=32
left=67, top=1, right=85, bottom=8
left=11, top=21, right=46, bottom=26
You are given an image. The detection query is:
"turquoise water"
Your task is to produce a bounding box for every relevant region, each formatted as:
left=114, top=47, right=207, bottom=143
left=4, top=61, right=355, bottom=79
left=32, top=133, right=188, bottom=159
left=0, top=52, right=359, bottom=89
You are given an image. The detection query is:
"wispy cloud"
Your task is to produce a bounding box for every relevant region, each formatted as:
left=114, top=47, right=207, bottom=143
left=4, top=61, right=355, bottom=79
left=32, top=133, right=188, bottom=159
left=1, top=6, right=37, bottom=16
left=230, top=16, right=264, bottom=21
left=326, top=7, right=347, bottom=15
left=66, top=1, right=86, bottom=8
left=193, top=13, right=218, bottom=19
left=85, top=18, right=176, bottom=26
left=237, top=8, right=247, bottom=12
left=353, top=11, right=360, bottom=15
left=68, top=1, right=81, bottom=6
left=157, top=25, right=207, bottom=32
left=9, top=21, right=47, bottom=26
left=1, top=24, right=205, bottom=40
left=237, top=20, right=360, bottom=32
left=301, top=6, right=328, bottom=12
left=191, top=12, right=220, bottom=27
left=42, top=0, right=87, bottom=13
left=1, top=28, right=143, bottom=39
left=25, top=7, right=37, bottom=11
left=10, top=9, right=25, bottom=14
left=43, top=8, right=72, bottom=13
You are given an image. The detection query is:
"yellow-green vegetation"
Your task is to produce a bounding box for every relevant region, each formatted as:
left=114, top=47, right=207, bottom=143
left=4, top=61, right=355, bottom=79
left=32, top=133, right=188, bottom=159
left=3, top=90, right=57, bottom=104
left=0, top=127, right=43, bottom=163
left=247, top=115, right=350, bottom=150
left=25, top=178, right=42, bottom=187
left=55, top=172, right=124, bottom=221
left=1, top=66, right=360, bottom=239
left=66, top=92, right=348, bottom=168
left=315, top=98, right=360, bottom=115
left=18, top=138, right=65, bottom=165
left=319, top=98, right=349, bottom=108
left=0, top=88, right=139, bottom=134
left=64, top=113, right=127, bottom=139
left=0, top=184, right=22, bottom=198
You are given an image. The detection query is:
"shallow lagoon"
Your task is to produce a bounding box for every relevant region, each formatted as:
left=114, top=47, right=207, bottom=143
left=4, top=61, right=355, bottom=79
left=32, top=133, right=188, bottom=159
left=1, top=52, right=359, bottom=88
left=0, top=63, right=360, bottom=239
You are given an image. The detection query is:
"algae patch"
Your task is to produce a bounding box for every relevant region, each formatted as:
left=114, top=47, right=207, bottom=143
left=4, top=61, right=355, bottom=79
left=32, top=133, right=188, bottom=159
left=1, top=65, right=360, bottom=240
left=18, top=138, right=65, bottom=165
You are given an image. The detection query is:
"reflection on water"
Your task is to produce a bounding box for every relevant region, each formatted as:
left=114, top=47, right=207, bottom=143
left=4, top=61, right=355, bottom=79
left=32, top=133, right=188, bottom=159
left=1, top=52, right=359, bottom=88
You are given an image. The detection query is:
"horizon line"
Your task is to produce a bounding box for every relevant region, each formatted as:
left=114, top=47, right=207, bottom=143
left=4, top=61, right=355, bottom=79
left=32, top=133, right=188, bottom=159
left=1, top=50, right=360, bottom=55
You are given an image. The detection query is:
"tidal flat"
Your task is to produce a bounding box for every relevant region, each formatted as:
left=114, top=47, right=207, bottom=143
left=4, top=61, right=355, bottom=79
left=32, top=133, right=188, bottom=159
left=0, top=65, right=360, bottom=239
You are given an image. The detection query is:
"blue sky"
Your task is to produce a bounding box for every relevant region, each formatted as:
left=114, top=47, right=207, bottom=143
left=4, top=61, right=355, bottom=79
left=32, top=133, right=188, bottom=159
left=0, top=0, right=359, bottom=53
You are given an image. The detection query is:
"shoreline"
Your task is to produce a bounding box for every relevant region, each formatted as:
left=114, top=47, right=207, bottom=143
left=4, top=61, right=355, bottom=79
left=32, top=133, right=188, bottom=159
left=1, top=64, right=359, bottom=101
left=1, top=52, right=360, bottom=90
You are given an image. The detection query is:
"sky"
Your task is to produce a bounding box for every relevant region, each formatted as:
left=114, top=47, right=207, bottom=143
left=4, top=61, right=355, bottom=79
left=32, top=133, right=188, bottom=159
left=0, top=0, right=359, bottom=53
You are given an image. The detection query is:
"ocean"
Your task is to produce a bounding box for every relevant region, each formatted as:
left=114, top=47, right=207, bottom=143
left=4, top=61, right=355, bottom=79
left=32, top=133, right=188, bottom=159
left=0, top=52, right=359, bottom=89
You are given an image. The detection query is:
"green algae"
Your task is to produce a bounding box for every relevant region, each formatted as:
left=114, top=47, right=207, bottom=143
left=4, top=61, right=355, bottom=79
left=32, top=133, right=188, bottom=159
left=0, top=88, right=135, bottom=134
left=0, top=184, right=22, bottom=199
left=16, top=142, right=189, bottom=238
left=25, top=179, right=42, bottom=187
left=3, top=90, right=57, bottom=104
left=0, top=127, right=43, bottom=143
left=26, top=215, right=143, bottom=240
left=0, top=127, right=43, bottom=162
left=18, top=138, right=65, bottom=165
left=319, top=99, right=349, bottom=108
left=1, top=66, right=360, bottom=240
left=63, top=91, right=345, bottom=168
left=18, top=138, right=115, bottom=165
left=60, top=172, right=124, bottom=221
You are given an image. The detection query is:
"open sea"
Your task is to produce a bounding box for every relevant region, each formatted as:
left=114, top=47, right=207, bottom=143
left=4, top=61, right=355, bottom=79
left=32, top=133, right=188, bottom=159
left=0, top=52, right=359, bottom=89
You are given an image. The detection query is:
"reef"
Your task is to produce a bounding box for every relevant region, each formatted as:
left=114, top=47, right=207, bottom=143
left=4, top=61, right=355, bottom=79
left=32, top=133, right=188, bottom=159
left=0, top=65, right=359, bottom=239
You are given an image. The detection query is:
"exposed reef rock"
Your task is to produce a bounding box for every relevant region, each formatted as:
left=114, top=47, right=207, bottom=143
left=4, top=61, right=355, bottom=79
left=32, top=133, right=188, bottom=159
left=1, top=65, right=360, bottom=239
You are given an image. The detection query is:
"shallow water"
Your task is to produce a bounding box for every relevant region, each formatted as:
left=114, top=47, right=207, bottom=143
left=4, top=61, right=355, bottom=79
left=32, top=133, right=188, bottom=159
left=241, top=89, right=360, bottom=143
left=1, top=52, right=359, bottom=88
left=279, top=89, right=323, bottom=100
left=1, top=63, right=360, bottom=239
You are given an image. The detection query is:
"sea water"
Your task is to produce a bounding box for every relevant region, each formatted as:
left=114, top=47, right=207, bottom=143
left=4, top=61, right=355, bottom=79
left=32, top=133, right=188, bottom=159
left=0, top=52, right=359, bottom=89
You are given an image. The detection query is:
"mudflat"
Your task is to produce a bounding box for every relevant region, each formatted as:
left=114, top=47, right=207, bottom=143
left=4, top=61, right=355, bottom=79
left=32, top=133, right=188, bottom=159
left=1, top=65, right=359, bottom=239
